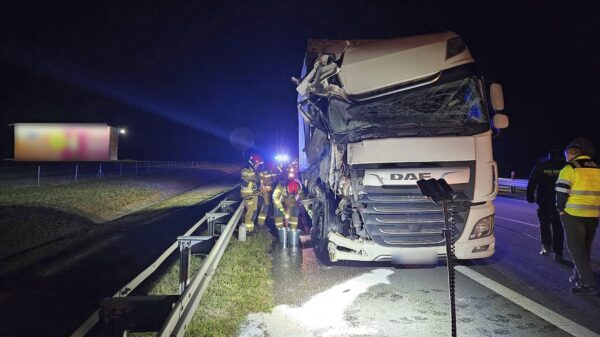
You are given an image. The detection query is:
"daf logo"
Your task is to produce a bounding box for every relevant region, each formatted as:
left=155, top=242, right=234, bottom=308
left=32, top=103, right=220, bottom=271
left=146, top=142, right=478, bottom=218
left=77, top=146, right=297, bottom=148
left=390, top=172, right=432, bottom=181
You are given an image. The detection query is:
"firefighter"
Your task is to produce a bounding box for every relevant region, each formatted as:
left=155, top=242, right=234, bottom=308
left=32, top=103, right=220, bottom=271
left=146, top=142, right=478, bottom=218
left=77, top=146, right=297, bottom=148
left=526, top=149, right=565, bottom=260
left=257, top=163, right=278, bottom=227
left=287, top=158, right=300, bottom=180
left=240, top=154, right=263, bottom=232
left=273, top=178, right=304, bottom=246
left=274, top=159, right=288, bottom=185
left=555, top=138, right=600, bottom=295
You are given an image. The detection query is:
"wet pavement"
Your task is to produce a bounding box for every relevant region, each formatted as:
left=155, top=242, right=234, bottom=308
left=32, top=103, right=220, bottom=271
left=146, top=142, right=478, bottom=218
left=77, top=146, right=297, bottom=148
left=241, top=241, right=570, bottom=337
left=240, top=197, right=600, bottom=337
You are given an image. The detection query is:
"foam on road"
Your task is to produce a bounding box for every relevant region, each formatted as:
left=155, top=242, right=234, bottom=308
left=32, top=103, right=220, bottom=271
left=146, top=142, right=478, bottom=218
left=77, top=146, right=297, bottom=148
left=240, top=269, right=393, bottom=337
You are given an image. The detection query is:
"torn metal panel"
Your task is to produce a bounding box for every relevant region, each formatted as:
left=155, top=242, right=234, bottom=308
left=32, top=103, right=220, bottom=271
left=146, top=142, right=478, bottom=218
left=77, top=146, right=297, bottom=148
left=328, top=77, right=489, bottom=143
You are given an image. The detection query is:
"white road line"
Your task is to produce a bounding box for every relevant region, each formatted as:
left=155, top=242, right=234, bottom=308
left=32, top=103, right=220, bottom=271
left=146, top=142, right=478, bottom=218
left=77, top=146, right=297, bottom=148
left=497, top=196, right=529, bottom=203
left=456, top=266, right=600, bottom=337
left=496, top=215, right=538, bottom=228
left=495, top=224, right=540, bottom=242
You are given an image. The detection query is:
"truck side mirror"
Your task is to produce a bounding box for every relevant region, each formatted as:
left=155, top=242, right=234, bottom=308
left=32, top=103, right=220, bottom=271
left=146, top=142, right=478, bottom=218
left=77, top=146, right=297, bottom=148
left=493, top=113, right=509, bottom=129
left=490, top=83, right=504, bottom=111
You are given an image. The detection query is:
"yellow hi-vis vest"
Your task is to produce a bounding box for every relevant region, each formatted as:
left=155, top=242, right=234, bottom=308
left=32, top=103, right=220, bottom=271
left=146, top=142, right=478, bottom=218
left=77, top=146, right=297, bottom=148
left=556, top=156, right=600, bottom=217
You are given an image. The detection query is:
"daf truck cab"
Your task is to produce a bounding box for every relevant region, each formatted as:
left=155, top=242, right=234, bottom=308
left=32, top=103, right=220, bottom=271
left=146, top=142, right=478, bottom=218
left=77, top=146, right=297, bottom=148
left=294, top=31, right=508, bottom=263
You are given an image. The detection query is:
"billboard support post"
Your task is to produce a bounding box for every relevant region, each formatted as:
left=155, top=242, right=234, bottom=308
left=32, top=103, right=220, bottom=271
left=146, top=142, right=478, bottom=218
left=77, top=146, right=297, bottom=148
left=37, top=165, right=41, bottom=187
left=75, top=164, right=79, bottom=182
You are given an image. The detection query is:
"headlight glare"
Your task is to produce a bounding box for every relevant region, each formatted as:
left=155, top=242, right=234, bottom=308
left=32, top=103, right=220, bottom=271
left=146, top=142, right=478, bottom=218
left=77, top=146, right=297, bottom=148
left=469, top=215, right=494, bottom=240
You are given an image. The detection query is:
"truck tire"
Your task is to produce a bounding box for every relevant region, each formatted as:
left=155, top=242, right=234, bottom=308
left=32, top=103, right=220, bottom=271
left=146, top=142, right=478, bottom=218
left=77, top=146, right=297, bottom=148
left=312, top=197, right=339, bottom=264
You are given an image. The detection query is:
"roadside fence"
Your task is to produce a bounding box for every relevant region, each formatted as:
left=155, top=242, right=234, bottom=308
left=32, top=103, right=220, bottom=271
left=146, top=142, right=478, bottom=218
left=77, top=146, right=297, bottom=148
left=0, top=161, right=238, bottom=188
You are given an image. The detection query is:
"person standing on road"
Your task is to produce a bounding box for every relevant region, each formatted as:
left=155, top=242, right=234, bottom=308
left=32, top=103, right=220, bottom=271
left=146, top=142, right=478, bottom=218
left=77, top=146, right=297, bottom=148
left=555, top=138, right=600, bottom=295
left=257, top=164, right=277, bottom=227
left=527, top=149, right=565, bottom=260
left=241, top=154, right=263, bottom=233
left=273, top=178, right=304, bottom=246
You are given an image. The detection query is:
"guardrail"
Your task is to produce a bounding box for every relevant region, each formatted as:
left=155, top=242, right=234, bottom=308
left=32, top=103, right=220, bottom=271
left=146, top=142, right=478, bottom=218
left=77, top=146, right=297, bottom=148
left=498, top=178, right=528, bottom=194
left=69, top=189, right=244, bottom=337
left=157, top=199, right=245, bottom=337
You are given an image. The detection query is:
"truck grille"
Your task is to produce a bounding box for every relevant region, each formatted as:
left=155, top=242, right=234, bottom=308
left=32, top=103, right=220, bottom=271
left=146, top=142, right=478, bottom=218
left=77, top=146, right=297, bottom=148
left=358, top=186, right=468, bottom=247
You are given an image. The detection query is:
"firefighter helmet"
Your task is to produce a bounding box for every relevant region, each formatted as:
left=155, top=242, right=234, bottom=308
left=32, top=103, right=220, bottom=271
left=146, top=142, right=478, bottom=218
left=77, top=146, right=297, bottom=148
left=287, top=179, right=301, bottom=195
left=249, top=154, right=264, bottom=166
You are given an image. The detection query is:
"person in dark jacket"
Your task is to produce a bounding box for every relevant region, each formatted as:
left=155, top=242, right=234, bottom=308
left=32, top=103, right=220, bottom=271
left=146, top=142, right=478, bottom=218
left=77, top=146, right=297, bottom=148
left=527, top=149, right=565, bottom=260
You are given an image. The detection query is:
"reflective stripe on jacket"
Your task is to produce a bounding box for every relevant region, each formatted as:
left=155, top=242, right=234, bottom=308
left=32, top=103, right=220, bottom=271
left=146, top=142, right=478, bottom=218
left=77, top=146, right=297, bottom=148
left=556, top=156, right=600, bottom=217
left=241, top=167, right=259, bottom=196
left=259, top=170, right=277, bottom=192
left=272, top=181, right=304, bottom=212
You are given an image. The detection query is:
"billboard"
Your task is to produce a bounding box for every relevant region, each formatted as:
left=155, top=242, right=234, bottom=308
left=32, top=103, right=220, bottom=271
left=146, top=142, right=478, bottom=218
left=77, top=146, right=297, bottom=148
left=14, top=123, right=113, bottom=161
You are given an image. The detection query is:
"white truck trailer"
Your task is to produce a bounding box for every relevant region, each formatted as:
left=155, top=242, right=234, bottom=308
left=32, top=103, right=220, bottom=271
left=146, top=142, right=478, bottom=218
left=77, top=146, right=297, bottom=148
left=294, top=31, right=509, bottom=263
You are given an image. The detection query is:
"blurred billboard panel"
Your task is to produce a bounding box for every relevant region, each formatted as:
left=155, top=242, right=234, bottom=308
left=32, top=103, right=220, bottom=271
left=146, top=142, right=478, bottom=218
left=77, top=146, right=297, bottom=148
left=14, top=123, right=112, bottom=161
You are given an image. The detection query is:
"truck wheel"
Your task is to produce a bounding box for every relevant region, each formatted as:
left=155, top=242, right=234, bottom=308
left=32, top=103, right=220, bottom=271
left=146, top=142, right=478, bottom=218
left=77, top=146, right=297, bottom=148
left=312, top=198, right=339, bottom=264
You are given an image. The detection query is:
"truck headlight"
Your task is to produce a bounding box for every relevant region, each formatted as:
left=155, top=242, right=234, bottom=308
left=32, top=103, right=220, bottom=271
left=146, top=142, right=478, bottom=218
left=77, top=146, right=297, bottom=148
left=469, top=215, right=494, bottom=240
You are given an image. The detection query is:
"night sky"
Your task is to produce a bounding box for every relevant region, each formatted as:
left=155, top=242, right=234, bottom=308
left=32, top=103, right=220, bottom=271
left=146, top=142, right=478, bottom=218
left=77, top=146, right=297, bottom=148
left=2, top=1, right=599, bottom=177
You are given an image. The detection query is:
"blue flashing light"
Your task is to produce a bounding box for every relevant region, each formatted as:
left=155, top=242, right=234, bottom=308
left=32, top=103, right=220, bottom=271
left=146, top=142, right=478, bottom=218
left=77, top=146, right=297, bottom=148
left=275, top=154, right=289, bottom=163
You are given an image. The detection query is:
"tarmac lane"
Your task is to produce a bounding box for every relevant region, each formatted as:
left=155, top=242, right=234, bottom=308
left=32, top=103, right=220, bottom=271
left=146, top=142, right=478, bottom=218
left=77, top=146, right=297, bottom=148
left=473, top=197, right=600, bottom=333
left=0, top=178, right=239, bottom=337
left=241, top=196, right=600, bottom=337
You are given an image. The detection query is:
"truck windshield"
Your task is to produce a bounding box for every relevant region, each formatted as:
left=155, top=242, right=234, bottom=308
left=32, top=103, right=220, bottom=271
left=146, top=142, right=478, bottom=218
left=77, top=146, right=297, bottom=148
left=328, top=77, right=489, bottom=142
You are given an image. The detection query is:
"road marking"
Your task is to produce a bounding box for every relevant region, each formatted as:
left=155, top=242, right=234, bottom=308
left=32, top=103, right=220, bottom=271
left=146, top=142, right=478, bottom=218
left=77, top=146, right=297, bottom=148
left=456, top=265, right=600, bottom=337
left=497, top=196, right=529, bottom=203
left=495, top=224, right=540, bottom=242
left=496, top=216, right=538, bottom=228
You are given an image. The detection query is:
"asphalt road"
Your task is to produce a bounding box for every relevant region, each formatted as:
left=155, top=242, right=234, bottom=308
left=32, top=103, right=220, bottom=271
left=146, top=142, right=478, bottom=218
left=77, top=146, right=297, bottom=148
left=241, top=196, right=600, bottom=337
left=0, top=177, right=239, bottom=337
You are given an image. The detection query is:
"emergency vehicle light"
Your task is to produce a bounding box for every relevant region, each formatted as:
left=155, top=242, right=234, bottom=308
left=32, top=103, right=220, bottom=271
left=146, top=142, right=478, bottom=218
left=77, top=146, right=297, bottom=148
left=275, top=154, right=290, bottom=163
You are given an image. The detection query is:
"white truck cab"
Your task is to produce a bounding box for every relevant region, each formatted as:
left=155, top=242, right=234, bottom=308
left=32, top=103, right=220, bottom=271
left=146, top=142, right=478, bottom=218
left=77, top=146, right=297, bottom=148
left=295, top=32, right=508, bottom=262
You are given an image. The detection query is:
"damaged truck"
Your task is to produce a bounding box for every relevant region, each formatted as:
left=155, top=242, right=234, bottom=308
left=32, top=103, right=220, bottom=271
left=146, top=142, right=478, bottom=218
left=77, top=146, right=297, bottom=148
left=294, top=31, right=509, bottom=263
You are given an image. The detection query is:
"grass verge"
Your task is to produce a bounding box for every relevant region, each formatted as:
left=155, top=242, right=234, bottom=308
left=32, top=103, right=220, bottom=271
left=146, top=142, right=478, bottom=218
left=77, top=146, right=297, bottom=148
left=135, top=231, right=274, bottom=337
left=0, top=168, right=236, bottom=259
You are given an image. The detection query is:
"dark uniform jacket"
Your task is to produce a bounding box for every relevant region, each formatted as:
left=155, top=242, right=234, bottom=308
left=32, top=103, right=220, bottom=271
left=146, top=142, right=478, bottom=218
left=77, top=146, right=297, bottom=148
left=527, top=158, right=564, bottom=206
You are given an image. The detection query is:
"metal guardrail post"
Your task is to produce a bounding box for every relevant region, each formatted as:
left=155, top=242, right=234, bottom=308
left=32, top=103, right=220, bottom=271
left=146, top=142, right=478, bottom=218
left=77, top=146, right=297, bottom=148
left=99, top=295, right=179, bottom=337
left=219, top=200, right=236, bottom=212
left=158, top=200, right=245, bottom=337
left=179, top=240, right=191, bottom=295
left=68, top=191, right=238, bottom=337
left=207, top=213, right=228, bottom=236
left=177, top=236, right=213, bottom=294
